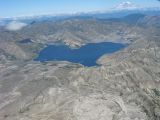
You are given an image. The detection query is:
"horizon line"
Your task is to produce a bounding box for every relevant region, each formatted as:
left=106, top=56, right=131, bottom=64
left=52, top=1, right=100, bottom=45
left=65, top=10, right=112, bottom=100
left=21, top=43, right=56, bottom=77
left=1, top=6, right=160, bottom=20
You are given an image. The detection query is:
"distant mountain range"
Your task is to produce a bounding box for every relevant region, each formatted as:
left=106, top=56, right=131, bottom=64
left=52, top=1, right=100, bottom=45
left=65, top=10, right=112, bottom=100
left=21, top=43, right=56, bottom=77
left=0, top=7, right=160, bottom=26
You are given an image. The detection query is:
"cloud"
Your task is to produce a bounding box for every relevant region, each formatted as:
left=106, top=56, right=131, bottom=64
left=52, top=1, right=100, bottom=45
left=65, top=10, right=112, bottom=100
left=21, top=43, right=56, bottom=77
left=5, top=21, right=27, bottom=31
left=115, top=1, right=137, bottom=10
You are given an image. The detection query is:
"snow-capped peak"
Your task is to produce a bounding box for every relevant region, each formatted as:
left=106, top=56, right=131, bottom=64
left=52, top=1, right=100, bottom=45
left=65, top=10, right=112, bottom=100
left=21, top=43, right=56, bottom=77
left=115, top=1, right=138, bottom=10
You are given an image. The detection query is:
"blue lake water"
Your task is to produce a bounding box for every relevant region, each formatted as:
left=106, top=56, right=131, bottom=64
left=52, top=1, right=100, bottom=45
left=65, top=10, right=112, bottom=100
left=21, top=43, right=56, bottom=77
left=35, top=42, right=126, bottom=67
left=19, top=39, right=32, bottom=44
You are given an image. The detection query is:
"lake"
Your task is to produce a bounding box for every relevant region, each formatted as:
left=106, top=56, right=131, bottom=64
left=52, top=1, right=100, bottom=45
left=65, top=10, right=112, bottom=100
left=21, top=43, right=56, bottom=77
left=35, top=42, right=126, bottom=67
left=19, top=39, right=32, bottom=44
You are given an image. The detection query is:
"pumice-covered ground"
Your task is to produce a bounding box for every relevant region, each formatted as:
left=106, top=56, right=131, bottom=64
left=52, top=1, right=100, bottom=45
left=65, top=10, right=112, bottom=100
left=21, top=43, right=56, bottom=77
left=0, top=14, right=160, bottom=120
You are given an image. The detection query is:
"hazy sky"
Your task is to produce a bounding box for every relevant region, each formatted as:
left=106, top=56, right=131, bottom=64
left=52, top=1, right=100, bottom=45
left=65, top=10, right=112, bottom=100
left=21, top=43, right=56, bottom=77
left=0, top=0, right=160, bottom=17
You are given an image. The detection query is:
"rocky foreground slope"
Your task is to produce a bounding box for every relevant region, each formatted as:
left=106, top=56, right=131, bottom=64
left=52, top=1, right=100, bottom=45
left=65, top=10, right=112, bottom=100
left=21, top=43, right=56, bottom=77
left=0, top=14, right=160, bottom=120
